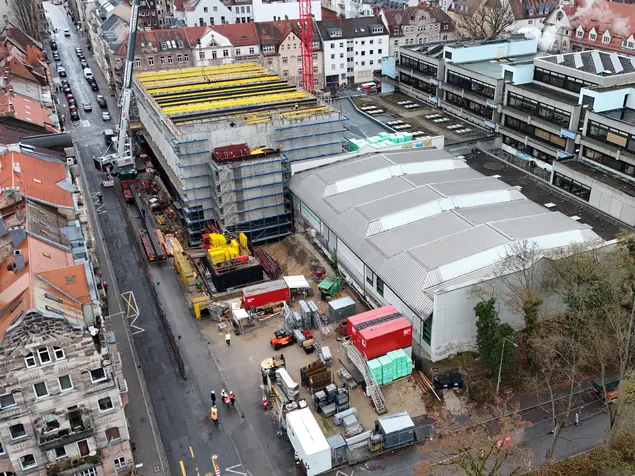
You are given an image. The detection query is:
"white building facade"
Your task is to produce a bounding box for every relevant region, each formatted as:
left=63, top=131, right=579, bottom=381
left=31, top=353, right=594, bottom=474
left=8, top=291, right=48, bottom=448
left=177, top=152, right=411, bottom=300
left=251, top=0, right=322, bottom=22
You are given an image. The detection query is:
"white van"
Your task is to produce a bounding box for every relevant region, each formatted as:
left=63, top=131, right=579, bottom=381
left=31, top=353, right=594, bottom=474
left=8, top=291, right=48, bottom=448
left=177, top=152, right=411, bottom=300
left=83, top=68, right=94, bottom=81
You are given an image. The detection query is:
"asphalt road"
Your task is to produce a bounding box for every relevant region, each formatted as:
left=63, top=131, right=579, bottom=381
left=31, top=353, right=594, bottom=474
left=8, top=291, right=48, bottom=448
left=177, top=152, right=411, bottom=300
left=44, top=4, right=247, bottom=476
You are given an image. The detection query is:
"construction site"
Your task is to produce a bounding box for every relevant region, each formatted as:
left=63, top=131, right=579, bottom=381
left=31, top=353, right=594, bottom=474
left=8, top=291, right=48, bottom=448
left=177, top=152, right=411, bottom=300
left=132, top=62, right=346, bottom=246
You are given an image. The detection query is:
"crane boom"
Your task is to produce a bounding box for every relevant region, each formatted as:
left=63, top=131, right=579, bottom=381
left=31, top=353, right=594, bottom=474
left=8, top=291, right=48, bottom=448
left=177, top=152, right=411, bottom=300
left=299, top=0, right=314, bottom=92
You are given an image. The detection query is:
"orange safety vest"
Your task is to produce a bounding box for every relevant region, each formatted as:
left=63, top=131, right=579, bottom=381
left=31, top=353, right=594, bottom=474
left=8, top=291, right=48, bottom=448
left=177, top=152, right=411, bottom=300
left=224, top=396, right=231, bottom=404
left=211, top=408, right=218, bottom=420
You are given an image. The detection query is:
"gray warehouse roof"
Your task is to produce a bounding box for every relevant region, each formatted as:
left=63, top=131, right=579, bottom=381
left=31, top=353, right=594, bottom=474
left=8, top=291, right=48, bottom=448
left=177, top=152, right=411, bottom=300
left=289, top=149, right=603, bottom=318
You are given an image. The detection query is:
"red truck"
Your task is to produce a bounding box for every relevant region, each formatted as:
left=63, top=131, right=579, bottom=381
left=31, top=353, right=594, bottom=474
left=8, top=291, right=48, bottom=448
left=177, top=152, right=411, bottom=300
left=121, top=179, right=136, bottom=202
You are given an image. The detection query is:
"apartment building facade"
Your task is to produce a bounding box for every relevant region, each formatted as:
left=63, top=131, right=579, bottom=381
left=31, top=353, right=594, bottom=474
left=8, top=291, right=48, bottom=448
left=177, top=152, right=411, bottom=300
left=251, top=0, right=322, bottom=22
left=318, top=17, right=388, bottom=88
left=379, top=5, right=456, bottom=60
left=0, top=147, right=133, bottom=476
left=174, top=0, right=234, bottom=26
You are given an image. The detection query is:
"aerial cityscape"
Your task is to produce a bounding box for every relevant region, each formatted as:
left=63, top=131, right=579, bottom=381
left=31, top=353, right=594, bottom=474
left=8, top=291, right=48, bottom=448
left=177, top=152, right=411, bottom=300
left=0, top=0, right=633, bottom=474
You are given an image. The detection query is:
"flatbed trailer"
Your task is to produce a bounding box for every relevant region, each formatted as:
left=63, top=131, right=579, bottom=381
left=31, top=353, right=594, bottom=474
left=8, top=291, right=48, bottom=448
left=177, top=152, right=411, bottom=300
left=140, top=230, right=157, bottom=261
left=121, top=179, right=136, bottom=202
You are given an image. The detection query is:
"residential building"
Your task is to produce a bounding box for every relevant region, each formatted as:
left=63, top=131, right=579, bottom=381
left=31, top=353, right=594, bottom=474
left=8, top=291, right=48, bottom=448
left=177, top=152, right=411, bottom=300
left=0, top=1, right=46, bottom=41
left=288, top=147, right=607, bottom=362
left=256, top=20, right=324, bottom=89
left=223, top=0, right=254, bottom=23
left=317, top=17, right=389, bottom=88
left=111, top=27, right=206, bottom=91
left=193, top=27, right=235, bottom=66
left=251, top=0, right=322, bottom=22
left=543, top=0, right=635, bottom=55
left=323, top=0, right=373, bottom=20
left=138, top=0, right=161, bottom=29
left=393, top=36, right=538, bottom=129
left=0, top=146, right=133, bottom=476
left=87, top=0, right=131, bottom=86
left=174, top=0, right=234, bottom=26
left=210, top=23, right=260, bottom=61
left=379, top=5, right=456, bottom=60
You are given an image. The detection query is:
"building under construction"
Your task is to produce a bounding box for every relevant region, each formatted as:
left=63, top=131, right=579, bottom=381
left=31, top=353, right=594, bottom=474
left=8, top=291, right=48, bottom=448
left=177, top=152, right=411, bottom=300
left=133, top=62, right=346, bottom=245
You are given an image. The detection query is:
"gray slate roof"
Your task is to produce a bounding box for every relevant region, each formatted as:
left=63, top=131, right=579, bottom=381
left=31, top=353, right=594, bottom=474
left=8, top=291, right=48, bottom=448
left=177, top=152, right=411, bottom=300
left=289, top=149, right=603, bottom=319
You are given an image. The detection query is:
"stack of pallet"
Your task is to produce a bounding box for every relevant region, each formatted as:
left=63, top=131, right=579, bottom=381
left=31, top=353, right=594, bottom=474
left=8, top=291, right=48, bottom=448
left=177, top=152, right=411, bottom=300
left=388, top=349, right=412, bottom=379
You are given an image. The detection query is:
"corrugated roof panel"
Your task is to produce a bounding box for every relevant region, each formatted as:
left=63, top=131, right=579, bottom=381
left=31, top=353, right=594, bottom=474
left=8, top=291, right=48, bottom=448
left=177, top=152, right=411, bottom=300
left=383, top=148, right=456, bottom=164
left=378, top=412, right=415, bottom=434
left=405, top=167, right=480, bottom=186
left=431, top=177, right=511, bottom=197
left=452, top=189, right=520, bottom=209
left=492, top=211, right=590, bottom=240
left=456, top=199, right=548, bottom=224
left=324, top=167, right=394, bottom=196
left=357, top=186, right=442, bottom=221
left=318, top=154, right=390, bottom=183
left=325, top=176, right=412, bottom=213
left=377, top=200, right=445, bottom=234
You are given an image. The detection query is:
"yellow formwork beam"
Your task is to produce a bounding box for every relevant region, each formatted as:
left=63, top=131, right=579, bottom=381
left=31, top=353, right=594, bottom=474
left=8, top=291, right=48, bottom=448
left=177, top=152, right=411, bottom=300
left=163, top=91, right=310, bottom=116
left=141, top=67, right=269, bottom=90
left=281, top=106, right=328, bottom=119
left=153, top=82, right=292, bottom=104
left=157, top=86, right=297, bottom=108
left=136, top=62, right=262, bottom=83
left=147, top=75, right=281, bottom=96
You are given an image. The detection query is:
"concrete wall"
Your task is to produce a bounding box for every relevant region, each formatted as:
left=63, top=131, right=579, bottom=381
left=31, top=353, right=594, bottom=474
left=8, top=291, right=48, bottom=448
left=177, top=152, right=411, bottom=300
left=581, top=86, right=634, bottom=113
left=554, top=161, right=635, bottom=226
left=445, top=39, right=538, bottom=64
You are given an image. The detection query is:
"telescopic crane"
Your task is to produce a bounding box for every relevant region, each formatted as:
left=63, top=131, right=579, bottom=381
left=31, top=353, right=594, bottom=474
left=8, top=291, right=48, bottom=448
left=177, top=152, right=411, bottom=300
left=98, top=0, right=140, bottom=180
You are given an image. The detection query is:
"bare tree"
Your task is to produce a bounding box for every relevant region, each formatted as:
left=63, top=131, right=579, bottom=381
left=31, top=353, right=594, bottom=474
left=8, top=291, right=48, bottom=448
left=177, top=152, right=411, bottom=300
left=8, top=0, right=41, bottom=41
left=456, top=0, right=516, bottom=39
left=416, top=392, right=532, bottom=476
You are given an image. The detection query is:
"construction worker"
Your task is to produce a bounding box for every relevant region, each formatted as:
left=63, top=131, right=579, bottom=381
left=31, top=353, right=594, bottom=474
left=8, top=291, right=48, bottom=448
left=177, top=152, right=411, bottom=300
left=229, top=391, right=235, bottom=406
left=210, top=390, right=216, bottom=405
left=224, top=391, right=231, bottom=409
left=97, top=192, right=103, bottom=204
left=210, top=405, right=219, bottom=425
left=225, top=331, right=231, bottom=346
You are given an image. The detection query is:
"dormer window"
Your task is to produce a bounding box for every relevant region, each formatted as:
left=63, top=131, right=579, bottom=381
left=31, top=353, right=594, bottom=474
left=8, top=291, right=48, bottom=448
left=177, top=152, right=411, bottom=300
left=590, top=33, right=596, bottom=41
left=371, top=26, right=383, bottom=34
left=330, top=30, right=342, bottom=38
left=576, top=28, right=584, bottom=38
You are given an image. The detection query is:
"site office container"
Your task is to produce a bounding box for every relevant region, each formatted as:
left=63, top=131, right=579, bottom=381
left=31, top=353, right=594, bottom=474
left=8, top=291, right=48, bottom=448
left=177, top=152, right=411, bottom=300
left=355, top=317, right=413, bottom=360
left=242, top=279, right=290, bottom=309
left=346, top=305, right=399, bottom=337
left=285, top=408, right=332, bottom=476
left=213, top=143, right=250, bottom=161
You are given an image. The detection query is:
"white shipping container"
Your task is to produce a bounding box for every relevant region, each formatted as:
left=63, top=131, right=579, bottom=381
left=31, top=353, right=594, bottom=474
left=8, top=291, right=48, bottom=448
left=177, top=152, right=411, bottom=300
left=286, top=408, right=332, bottom=476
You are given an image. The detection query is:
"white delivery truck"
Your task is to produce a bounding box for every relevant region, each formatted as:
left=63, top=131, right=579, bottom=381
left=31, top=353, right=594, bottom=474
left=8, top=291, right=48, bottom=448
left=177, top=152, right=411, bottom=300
left=285, top=408, right=332, bottom=476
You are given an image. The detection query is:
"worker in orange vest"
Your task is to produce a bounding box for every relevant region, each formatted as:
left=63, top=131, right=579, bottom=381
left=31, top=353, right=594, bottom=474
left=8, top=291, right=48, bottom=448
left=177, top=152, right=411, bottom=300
left=210, top=405, right=219, bottom=425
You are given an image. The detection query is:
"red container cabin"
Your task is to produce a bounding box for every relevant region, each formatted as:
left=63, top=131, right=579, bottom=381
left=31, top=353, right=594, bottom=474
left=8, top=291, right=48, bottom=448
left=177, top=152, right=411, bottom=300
left=347, top=305, right=401, bottom=339
left=347, top=305, right=412, bottom=360
left=242, top=279, right=290, bottom=309
left=213, top=144, right=250, bottom=161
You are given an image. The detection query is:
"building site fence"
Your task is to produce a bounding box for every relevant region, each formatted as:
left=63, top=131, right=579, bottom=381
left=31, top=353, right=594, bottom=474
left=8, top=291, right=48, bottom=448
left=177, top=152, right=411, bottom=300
left=115, top=180, right=188, bottom=380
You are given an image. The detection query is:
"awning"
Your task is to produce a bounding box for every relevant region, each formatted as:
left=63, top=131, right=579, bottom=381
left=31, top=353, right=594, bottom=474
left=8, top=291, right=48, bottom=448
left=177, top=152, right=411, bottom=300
left=283, top=275, right=310, bottom=290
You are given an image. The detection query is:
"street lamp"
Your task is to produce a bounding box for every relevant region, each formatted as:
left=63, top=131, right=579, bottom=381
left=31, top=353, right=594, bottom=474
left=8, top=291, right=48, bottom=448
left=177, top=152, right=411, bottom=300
left=496, top=337, right=518, bottom=395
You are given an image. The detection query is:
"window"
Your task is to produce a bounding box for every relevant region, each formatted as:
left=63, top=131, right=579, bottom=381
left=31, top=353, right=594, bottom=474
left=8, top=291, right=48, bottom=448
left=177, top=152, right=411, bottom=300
left=177, top=54, right=183, bottom=63
left=378, top=38, right=382, bottom=44
left=361, top=61, right=365, bottom=66
left=34, top=382, right=49, bottom=399
left=0, top=441, right=4, bottom=455
left=213, top=5, right=218, bottom=11
left=25, top=353, right=36, bottom=368
left=283, top=70, right=288, bottom=77
left=553, top=172, right=591, bottom=201
left=198, top=50, right=206, bottom=60
left=58, top=375, right=73, bottom=392
left=209, top=16, right=214, bottom=24
left=312, top=52, right=318, bottom=60
left=331, top=54, right=335, bottom=59
left=234, top=48, right=241, bottom=56
left=366, top=269, right=374, bottom=285
left=90, top=368, right=106, bottom=383
left=54, top=447, right=67, bottom=459
left=394, top=40, right=398, bottom=46
left=589, top=33, right=597, bottom=41
left=331, top=64, right=335, bottom=70
left=44, top=415, right=59, bottom=432
left=249, top=47, right=255, bottom=54
left=98, top=397, right=113, bottom=412
left=370, top=60, right=374, bottom=65
left=378, top=49, right=382, bottom=54
left=421, top=314, right=432, bottom=345
left=0, top=393, right=15, bottom=410
left=148, top=57, right=154, bottom=66
left=160, top=56, right=166, bottom=64
left=576, top=29, right=584, bottom=38
left=105, top=427, right=120, bottom=442
left=183, top=54, right=189, bottom=62
left=10, top=424, right=26, bottom=440
left=376, top=277, right=384, bottom=297
left=211, top=50, right=217, bottom=59
left=167, top=56, right=173, bottom=64
left=20, top=455, right=36, bottom=470
left=221, top=16, right=225, bottom=23
left=203, top=6, right=208, bottom=12
left=199, top=17, right=204, bottom=26
left=263, top=45, right=275, bottom=53
left=114, top=457, right=126, bottom=470
left=447, top=71, right=495, bottom=99
left=53, top=347, right=65, bottom=361
left=603, top=35, right=610, bottom=44
left=268, top=59, right=273, bottom=66
left=78, top=469, right=97, bottom=476
left=314, top=66, right=318, bottom=73
left=38, top=348, right=51, bottom=364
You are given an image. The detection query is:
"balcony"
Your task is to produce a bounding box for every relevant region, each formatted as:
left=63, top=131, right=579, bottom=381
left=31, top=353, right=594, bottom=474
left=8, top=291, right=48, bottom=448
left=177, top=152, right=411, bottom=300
left=36, top=409, right=94, bottom=451
left=47, top=456, right=101, bottom=476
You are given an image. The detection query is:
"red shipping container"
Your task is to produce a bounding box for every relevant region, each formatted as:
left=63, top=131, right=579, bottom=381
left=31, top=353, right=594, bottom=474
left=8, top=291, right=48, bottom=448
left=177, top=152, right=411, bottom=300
left=355, top=317, right=413, bottom=360
left=347, top=305, right=400, bottom=340
left=213, top=143, right=250, bottom=161
left=242, top=279, right=290, bottom=309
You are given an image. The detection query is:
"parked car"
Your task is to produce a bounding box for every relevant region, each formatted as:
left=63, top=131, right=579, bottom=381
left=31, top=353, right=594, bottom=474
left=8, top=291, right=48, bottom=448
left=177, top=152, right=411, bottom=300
left=75, top=47, right=82, bottom=56
left=69, top=104, right=78, bottom=113
left=61, top=79, right=69, bottom=86
left=78, top=53, right=85, bottom=61
left=56, top=65, right=66, bottom=77
left=102, top=111, right=111, bottom=121
left=90, top=80, right=99, bottom=91
left=52, top=52, right=60, bottom=62
left=96, top=95, right=107, bottom=108
left=83, top=68, right=94, bottom=81
left=50, top=40, right=57, bottom=50
left=62, top=86, right=72, bottom=95
left=65, top=93, right=74, bottom=102
left=63, top=28, right=70, bottom=37
left=82, top=102, right=92, bottom=112
left=68, top=98, right=77, bottom=107
left=80, top=59, right=88, bottom=69
left=70, top=110, right=80, bottom=121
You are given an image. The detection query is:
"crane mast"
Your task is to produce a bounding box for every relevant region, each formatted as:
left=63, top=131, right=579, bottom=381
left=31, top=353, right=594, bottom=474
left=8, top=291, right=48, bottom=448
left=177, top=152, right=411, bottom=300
left=299, top=0, right=314, bottom=92
left=98, top=0, right=140, bottom=178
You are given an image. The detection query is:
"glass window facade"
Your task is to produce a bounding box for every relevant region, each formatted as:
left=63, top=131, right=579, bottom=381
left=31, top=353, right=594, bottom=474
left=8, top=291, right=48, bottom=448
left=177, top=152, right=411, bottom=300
left=446, top=71, right=495, bottom=99
left=399, top=54, right=438, bottom=78
left=587, top=120, right=635, bottom=152
left=400, top=72, right=436, bottom=95
left=553, top=172, right=591, bottom=201
left=446, top=91, right=492, bottom=119
left=583, top=146, right=635, bottom=177
left=533, top=67, right=595, bottom=94
left=505, top=116, right=566, bottom=149
left=506, top=92, right=571, bottom=128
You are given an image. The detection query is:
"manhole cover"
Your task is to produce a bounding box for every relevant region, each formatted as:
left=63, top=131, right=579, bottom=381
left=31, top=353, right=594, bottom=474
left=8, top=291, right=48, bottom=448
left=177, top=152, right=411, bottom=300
left=484, top=162, right=504, bottom=171
left=154, top=466, right=161, bottom=473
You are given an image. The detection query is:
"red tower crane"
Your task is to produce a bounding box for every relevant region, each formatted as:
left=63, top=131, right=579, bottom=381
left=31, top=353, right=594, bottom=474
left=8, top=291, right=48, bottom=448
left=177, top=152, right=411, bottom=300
left=299, top=0, right=314, bottom=92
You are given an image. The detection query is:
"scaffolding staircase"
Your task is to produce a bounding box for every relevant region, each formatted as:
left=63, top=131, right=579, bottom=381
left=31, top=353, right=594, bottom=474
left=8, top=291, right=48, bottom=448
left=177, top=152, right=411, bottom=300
left=342, top=340, right=387, bottom=415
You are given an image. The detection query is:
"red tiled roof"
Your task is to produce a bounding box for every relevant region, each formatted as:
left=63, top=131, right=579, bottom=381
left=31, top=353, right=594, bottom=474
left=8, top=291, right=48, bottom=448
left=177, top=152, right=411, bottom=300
left=210, top=23, right=259, bottom=46
left=321, top=7, right=338, bottom=20
left=0, top=151, right=73, bottom=208
left=183, top=26, right=210, bottom=46
left=37, top=264, right=92, bottom=304
left=173, top=0, right=184, bottom=10
left=0, top=93, right=58, bottom=133
left=114, top=28, right=193, bottom=55
left=508, top=0, right=558, bottom=20
left=5, top=56, right=37, bottom=82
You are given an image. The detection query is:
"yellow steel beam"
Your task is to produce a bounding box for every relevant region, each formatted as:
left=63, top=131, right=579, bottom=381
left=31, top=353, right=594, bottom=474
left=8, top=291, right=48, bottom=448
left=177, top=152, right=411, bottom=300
left=137, top=64, right=269, bottom=89
left=158, top=86, right=297, bottom=107
left=163, top=91, right=310, bottom=117
left=136, top=62, right=262, bottom=82
left=147, top=75, right=281, bottom=96
left=153, top=82, right=291, bottom=104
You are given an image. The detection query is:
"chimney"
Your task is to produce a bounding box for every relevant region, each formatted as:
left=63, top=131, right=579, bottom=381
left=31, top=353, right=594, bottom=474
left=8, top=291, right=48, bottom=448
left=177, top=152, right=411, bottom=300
left=13, top=249, right=25, bottom=273
left=9, top=225, right=25, bottom=247
left=0, top=215, right=5, bottom=236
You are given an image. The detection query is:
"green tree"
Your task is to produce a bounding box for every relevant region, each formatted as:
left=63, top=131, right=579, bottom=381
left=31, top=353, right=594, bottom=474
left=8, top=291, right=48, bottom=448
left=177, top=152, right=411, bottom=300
left=475, top=298, right=516, bottom=376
